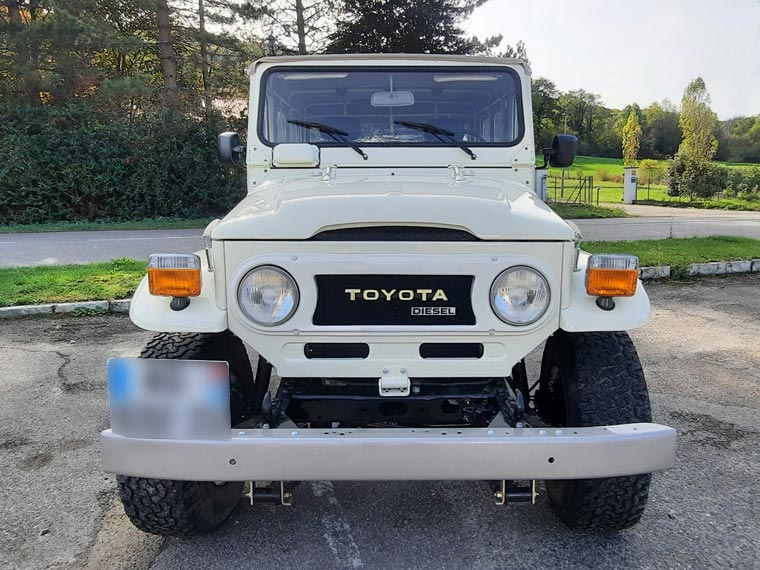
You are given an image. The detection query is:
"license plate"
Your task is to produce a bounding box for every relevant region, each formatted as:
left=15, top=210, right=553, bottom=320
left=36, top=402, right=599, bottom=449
left=107, top=358, right=230, bottom=440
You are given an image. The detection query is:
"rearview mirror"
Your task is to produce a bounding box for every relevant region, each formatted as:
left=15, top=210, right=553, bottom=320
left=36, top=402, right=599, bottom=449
left=218, top=132, right=246, bottom=166
left=371, top=91, right=415, bottom=107
left=548, top=134, right=578, bottom=168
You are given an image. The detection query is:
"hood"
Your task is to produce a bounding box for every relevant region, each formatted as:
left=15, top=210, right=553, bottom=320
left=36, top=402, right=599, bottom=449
left=212, top=174, right=575, bottom=241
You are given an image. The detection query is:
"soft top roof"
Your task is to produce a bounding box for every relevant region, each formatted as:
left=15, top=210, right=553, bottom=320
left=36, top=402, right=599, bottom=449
left=248, top=53, right=531, bottom=75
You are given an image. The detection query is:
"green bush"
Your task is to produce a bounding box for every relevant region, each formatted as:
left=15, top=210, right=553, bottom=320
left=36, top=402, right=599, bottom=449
left=667, top=154, right=727, bottom=199
left=0, top=103, right=247, bottom=224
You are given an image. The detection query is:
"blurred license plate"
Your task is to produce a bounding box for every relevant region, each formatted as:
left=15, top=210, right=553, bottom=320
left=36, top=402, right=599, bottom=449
left=107, top=358, right=230, bottom=440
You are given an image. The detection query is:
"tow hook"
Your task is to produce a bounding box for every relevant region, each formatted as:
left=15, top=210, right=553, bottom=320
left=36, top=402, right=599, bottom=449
left=246, top=481, right=297, bottom=506
left=492, top=480, right=538, bottom=506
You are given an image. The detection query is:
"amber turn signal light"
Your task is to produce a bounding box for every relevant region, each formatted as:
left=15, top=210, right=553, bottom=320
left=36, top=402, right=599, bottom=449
left=585, top=254, right=639, bottom=297
left=148, top=254, right=202, bottom=297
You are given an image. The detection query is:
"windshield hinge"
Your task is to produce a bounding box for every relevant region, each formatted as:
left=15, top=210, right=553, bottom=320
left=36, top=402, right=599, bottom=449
left=449, top=165, right=475, bottom=184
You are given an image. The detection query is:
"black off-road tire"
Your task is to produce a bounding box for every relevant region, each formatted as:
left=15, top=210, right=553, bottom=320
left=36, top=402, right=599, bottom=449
left=117, top=331, right=254, bottom=536
left=536, top=330, right=652, bottom=531
left=117, top=477, right=245, bottom=537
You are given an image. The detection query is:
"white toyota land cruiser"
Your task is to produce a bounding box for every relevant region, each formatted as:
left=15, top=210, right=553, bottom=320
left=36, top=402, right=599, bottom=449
left=101, top=54, right=676, bottom=536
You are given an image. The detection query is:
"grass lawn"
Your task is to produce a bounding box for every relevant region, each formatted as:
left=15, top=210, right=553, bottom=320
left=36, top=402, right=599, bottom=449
left=549, top=202, right=630, bottom=219
left=0, top=258, right=145, bottom=307
left=583, top=236, right=760, bottom=269
left=0, top=218, right=211, bottom=234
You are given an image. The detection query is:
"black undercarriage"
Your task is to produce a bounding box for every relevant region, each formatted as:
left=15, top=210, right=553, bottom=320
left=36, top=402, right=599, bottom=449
left=246, top=358, right=545, bottom=430
left=242, top=357, right=545, bottom=506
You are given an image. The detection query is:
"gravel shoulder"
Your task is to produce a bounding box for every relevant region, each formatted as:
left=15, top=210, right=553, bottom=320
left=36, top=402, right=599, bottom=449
left=0, top=275, right=758, bottom=570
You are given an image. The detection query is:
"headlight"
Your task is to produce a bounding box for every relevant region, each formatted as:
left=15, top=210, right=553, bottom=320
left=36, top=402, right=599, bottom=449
left=490, top=266, right=550, bottom=325
left=238, top=266, right=299, bottom=326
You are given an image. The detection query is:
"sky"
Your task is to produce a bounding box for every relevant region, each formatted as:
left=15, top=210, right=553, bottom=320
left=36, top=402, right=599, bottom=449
left=466, top=0, right=760, bottom=119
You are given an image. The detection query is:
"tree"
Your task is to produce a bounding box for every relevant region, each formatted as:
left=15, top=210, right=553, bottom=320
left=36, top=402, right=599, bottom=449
left=667, top=155, right=726, bottom=199
left=155, top=0, right=179, bottom=107
left=559, top=90, right=605, bottom=150
left=716, top=115, right=760, bottom=163
left=531, top=77, right=560, bottom=149
left=263, top=0, right=334, bottom=54
left=668, top=78, right=720, bottom=200
left=3, top=0, right=41, bottom=102
left=325, top=0, right=501, bottom=55
left=621, top=110, right=641, bottom=166
left=498, top=39, right=528, bottom=60
left=189, top=0, right=265, bottom=111
left=678, top=77, right=718, bottom=162
left=642, top=100, right=680, bottom=158
left=638, top=158, right=662, bottom=198
left=163, top=0, right=265, bottom=111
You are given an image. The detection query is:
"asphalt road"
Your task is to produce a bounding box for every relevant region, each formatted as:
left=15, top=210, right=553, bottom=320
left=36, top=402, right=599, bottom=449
left=577, top=206, right=760, bottom=241
left=2, top=206, right=760, bottom=267
left=1, top=275, right=759, bottom=570
left=0, top=229, right=204, bottom=268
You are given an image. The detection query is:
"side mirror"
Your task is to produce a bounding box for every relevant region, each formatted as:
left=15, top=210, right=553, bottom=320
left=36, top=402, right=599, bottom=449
left=218, top=132, right=246, bottom=166
left=548, top=134, right=578, bottom=168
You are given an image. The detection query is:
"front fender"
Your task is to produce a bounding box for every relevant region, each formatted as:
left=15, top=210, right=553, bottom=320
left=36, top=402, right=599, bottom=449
left=129, top=269, right=227, bottom=333
left=559, top=253, right=651, bottom=333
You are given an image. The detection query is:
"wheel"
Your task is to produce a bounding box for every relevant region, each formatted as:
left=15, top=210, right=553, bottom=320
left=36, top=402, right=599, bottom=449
left=117, top=331, right=254, bottom=536
left=117, top=477, right=245, bottom=537
left=536, top=330, right=653, bottom=531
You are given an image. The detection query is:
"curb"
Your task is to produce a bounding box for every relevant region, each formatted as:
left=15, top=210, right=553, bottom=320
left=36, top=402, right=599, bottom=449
left=1, top=259, right=759, bottom=319
left=0, top=299, right=131, bottom=319
left=643, top=259, right=760, bottom=280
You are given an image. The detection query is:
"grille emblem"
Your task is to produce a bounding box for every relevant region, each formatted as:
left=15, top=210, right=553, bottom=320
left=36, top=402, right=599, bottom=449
left=344, top=288, right=449, bottom=302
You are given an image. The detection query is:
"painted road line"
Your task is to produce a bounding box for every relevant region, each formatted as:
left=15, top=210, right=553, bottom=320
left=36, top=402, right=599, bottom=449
left=88, top=236, right=200, bottom=242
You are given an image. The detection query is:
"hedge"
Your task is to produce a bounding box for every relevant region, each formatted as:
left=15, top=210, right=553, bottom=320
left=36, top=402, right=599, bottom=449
left=0, top=103, right=247, bottom=224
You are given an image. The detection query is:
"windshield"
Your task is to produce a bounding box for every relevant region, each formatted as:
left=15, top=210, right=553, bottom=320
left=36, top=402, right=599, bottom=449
left=259, top=67, right=523, bottom=147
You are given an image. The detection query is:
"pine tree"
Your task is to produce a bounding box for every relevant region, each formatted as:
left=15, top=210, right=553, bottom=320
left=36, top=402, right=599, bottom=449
left=325, top=0, right=499, bottom=55
left=263, top=0, right=334, bottom=54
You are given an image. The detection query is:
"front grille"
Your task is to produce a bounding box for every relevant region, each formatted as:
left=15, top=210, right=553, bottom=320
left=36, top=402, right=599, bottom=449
left=313, top=274, right=476, bottom=326
left=310, top=226, right=479, bottom=241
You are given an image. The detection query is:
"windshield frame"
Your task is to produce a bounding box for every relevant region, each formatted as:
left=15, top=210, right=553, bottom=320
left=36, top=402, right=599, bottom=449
left=256, top=65, right=525, bottom=150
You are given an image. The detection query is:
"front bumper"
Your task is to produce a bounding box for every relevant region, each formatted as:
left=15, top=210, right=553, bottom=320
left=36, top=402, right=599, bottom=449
left=101, top=422, right=676, bottom=481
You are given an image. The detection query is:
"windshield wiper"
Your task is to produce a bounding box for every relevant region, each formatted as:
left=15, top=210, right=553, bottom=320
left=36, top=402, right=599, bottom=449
left=287, top=119, right=368, bottom=160
left=394, top=120, right=477, bottom=160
